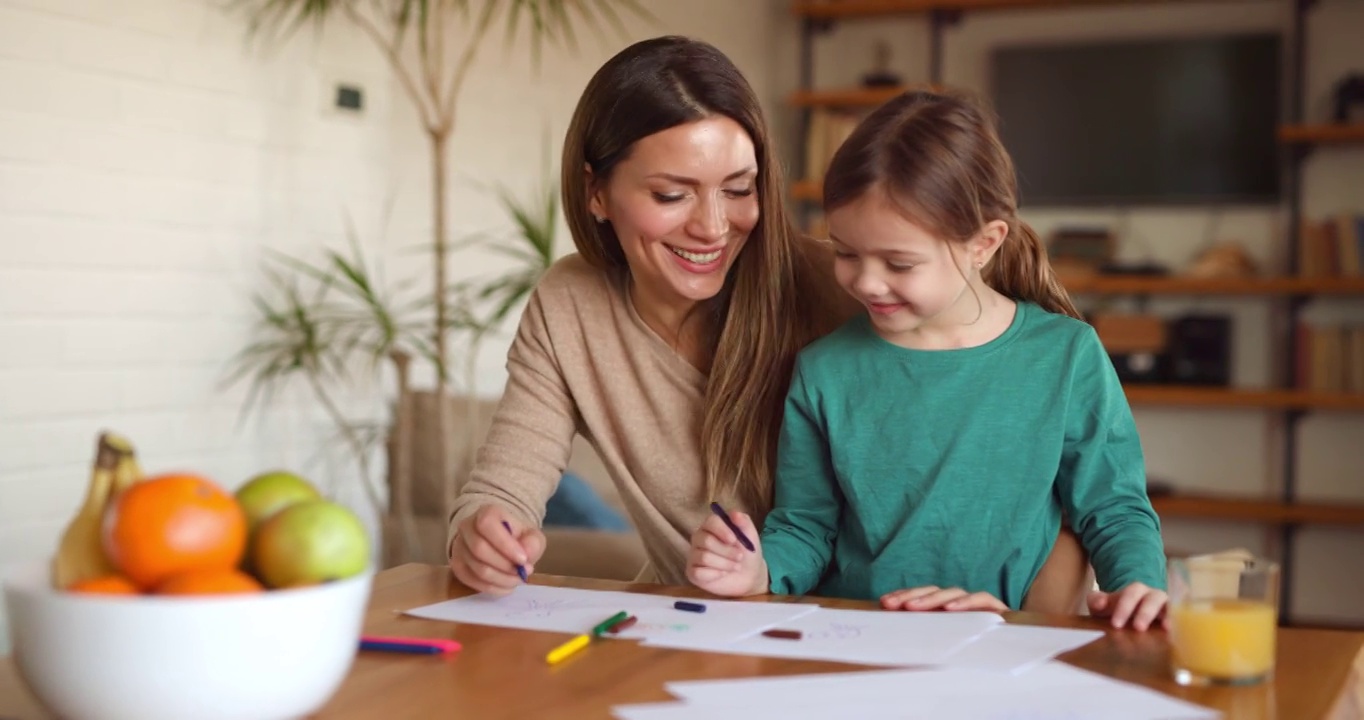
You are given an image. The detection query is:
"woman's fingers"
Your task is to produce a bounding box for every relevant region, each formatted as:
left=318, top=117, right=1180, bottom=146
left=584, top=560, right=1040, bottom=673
left=473, top=507, right=531, bottom=565
left=449, top=552, right=516, bottom=595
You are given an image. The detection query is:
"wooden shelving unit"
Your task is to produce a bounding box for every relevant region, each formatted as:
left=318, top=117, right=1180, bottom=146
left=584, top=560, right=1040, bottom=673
left=790, top=180, right=821, bottom=201
left=1063, top=275, right=1364, bottom=296
left=1278, top=123, right=1364, bottom=145
left=1123, top=386, right=1364, bottom=412
left=786, top=0, right=1364, bottom=626
left=1151, top=494, right=1364, bottom=527
left=789, top=86, right=912, bottom=108
left=790, top=0, right=1207, bottom=18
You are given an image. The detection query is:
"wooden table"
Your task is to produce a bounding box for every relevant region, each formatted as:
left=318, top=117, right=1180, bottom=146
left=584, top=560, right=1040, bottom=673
left=3, top=563, right=1362, bottom=719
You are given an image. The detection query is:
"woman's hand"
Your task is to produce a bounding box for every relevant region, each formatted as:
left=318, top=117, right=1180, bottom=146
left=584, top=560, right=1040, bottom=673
left=448, top=505, right=546, bottom=596
left=686, top=510, right=768, bottom=597
left=1087, top=582, right=1167, bottom=631
left=880, top=586, right=1007, bottom=612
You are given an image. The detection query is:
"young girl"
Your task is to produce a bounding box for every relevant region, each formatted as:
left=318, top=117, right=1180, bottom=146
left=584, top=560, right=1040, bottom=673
left=686, top=89, right=1169, bottom=631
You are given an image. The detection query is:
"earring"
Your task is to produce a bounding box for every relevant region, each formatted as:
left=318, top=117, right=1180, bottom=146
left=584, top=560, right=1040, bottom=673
left=594, top=215, right=606, bottom=224
left=974, top=261, right=984, bottom=268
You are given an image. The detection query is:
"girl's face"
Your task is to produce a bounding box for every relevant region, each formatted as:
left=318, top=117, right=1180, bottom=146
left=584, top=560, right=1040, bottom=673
left=589, top=116, right=760, bottom=311
left=827, top=191, right=1004, bottom=345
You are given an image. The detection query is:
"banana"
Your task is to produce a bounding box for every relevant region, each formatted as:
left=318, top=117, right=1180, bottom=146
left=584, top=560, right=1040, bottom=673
left=51, top=433, right=128, bottom=589
left=106, top=432, right=144, bottom=497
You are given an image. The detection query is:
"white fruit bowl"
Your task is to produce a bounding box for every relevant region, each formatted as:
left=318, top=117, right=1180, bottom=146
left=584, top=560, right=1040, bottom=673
left=2, top=562, right=374, bottom=720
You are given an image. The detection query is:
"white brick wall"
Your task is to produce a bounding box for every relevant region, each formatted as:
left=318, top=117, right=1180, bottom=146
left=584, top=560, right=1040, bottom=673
left=0, top=0, right=438, bottom=566
left=0, top=0, right=781, bottom=572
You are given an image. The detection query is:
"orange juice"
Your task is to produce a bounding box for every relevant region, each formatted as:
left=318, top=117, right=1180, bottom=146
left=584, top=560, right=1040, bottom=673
left=1169, top=599, right=1276, bottom=681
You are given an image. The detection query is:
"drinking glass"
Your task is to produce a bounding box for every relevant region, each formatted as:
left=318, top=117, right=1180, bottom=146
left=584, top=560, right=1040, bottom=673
left=1167, top=554, right=1279, bottom=686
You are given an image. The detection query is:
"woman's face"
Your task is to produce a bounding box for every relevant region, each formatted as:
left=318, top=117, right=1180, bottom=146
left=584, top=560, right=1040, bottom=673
left=589, top=116, right=760, bottom=311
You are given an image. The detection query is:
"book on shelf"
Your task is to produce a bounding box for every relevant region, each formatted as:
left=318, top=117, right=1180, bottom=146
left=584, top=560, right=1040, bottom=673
left=1300, top=213, right=1364, bottom=277
left=1296, top=323, right=1364, bottom=394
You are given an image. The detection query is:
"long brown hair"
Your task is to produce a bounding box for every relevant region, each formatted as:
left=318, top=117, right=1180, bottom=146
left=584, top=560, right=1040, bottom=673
left=822, top=88, right=1081, bottom=320
left=561, top=36, right=842, bottom=513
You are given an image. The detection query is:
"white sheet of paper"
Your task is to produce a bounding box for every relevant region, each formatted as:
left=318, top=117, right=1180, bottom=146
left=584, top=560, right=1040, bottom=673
left=643, top=607, right=1004, bottom=667
left=935, top=623, right=1104, bottom=674
left=404, top=584, right=818, bottom=645
left=619, top=662, right=1219, bottom=720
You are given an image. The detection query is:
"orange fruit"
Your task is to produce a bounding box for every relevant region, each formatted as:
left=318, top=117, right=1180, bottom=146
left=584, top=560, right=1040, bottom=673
left=67, top=575, right=140, bottom=595
left=155, top=568, right=264, bottom=596
left=102, top=473, right=247, bottom=590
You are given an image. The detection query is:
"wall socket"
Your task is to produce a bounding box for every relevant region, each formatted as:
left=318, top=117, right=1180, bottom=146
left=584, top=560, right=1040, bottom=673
left=335, top=84, right=363, bottom=112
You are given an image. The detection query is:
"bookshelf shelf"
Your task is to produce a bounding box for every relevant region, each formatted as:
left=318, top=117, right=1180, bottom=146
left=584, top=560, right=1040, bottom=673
left=791, top=180, right=820, bottom=201
left=789, top=87, right=910, bottom=108
left=1278, top=124, right=1364, bottom=146
left=1123, top=385, right=1364, bottom=411
left=1151, top=493, right=1364, bottom=526
left=1063, top=275, right=1364, bottom=296
left=790, top=0, right=1179, bottom=18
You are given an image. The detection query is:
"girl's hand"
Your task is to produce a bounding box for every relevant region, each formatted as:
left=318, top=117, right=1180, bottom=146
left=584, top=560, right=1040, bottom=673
left=686, top=510, right=768, bottom=597
left=881, top=586, right=1007, bottom=612
left=1087, top=582, right=1168, bottom=631
left=448, top=505, right=546, bottom=596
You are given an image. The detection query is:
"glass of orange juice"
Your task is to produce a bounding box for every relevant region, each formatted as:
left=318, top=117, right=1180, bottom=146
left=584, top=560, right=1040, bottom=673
left=1167, top=554, right=1279, bottom=686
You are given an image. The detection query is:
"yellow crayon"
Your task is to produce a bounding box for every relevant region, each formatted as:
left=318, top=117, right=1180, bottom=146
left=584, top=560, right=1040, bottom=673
left=545, top=633, right=592, bottom=665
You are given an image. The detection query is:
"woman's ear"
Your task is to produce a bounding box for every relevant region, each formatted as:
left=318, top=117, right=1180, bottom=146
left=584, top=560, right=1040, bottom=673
left=585, top=162, right=607, bottom=223
left=973, top=220, right=1010, bottom=266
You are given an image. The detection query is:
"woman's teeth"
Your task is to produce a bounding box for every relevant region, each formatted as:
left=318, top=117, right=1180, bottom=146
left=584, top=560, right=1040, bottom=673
left=669, top=245, right=721, bottom=264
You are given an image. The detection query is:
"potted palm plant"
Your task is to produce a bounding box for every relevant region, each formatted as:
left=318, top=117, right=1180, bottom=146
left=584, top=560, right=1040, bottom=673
left=225, top=0, right=644, bottom=564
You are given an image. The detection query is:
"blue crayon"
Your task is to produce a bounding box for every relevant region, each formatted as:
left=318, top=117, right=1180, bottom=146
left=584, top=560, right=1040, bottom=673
left=674, top=600, right=706, bottom=613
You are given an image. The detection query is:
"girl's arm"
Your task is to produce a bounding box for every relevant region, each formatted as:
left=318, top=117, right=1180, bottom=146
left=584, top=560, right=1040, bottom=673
left=1056, top=328, right=1167, bottom=592
left=760, top=360, right=844, bottom=596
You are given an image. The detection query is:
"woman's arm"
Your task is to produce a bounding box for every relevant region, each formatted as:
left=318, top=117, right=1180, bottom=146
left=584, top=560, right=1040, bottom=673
left=760, top=360, right=844, bottom=596
left=1056, top=328, right=1166, bottom=592
left=446, top=282, right=578, bottom=580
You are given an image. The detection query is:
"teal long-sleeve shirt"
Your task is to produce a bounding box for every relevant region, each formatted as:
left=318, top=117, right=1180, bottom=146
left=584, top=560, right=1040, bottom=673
left=761, top=302, right=1166, bottom=609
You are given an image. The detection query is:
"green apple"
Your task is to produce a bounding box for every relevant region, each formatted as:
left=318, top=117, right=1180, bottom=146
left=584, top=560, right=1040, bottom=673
left=235, top=470, right=321, bottom=532
left=250, top=500, right=370, bottom=588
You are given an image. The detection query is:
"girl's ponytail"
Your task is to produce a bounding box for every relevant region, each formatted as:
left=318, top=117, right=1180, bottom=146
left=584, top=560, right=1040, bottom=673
left=986, top=220, right=1082, bottom=320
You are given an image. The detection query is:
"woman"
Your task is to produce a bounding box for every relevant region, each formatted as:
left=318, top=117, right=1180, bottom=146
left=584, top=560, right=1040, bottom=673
left=447, top=35, right=1090, bottom=611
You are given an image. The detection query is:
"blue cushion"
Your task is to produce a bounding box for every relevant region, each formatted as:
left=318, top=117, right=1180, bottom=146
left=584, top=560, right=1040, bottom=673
left=544, top=471, right=631, bottom=532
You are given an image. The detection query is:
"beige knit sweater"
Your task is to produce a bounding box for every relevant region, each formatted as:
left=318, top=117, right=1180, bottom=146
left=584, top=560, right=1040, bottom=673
left=447, top=253, right=745, bottom=586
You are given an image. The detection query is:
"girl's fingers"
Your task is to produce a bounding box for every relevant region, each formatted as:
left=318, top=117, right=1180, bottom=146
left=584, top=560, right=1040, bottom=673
left=696, top=528, right=745, bottom=562
left=909, top=587, right=969, bottom=610
left=689, top=546, right=740, bottom=572
left=1129, top=591, right=1168, bottom=632
left=945, top=592, right=1007, bottom=612
left=1108, top=586, right=1147, bottom=629
left=689, top=566, right=725, bottom=584
left=701, top=514, right=740, bottom=548
left=1087, top=591, right=1113, bottom=617
left=881, top=586, right=941, bottom=607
